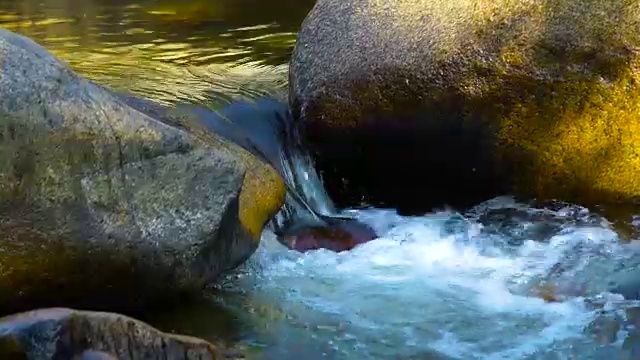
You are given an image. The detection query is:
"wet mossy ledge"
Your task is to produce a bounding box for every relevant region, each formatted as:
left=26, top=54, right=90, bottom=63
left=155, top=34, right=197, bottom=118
left=0, top=27, right=286, bottom=315
left=290, top=0, right=640, bottom=213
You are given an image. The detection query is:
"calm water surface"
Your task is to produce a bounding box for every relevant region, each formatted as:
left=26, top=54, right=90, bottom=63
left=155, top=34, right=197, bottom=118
left=0, top=0, right=313, bottom=105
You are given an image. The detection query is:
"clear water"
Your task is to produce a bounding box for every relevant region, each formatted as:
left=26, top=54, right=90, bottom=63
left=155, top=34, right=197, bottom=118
left=210, top=198, right=640, bottom=359
left=0, top=0, right=314, bottom=105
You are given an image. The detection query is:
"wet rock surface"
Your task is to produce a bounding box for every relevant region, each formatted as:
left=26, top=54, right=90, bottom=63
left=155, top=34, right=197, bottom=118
left=279, top=217, right=378, bottom=252
left=290, top=0, right=640, bottom=214
left=0, top=308, right=223, bottom=359
left=0, top=28, right=286, bottom=314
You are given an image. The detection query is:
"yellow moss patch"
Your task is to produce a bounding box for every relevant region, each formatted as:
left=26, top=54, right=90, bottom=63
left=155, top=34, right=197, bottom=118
left=167, top=114, right=286, bottom=241
left=238, top=163, right=286, bottom=241
left=496, top=69, right=640, bottom=204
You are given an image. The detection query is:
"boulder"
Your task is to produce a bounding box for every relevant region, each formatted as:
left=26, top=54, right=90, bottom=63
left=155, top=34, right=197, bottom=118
left=290, top=0, right=640, bottom=213
left=0, top=28, right=286, bottom=313
left=0, top=308, right=223, bottom=359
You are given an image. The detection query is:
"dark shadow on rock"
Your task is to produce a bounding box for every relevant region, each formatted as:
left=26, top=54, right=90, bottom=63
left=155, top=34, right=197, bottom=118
left=133, top=295, right=246, bottom=350
left=290, top=0, right=640, bottom=215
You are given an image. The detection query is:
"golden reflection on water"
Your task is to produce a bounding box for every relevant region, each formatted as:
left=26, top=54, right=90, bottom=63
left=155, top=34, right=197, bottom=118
left=0, top=0, right=313, bottom=106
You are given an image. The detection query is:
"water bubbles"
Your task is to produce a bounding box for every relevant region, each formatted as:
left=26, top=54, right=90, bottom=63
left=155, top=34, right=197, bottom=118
left=221, top=197, right=640, bottom=359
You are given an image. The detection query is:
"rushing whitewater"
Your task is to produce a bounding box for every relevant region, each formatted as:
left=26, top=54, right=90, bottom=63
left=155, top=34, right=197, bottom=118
left=212, top=197, right=640, bottom=359
left=181, top=96, right=640, bottom=358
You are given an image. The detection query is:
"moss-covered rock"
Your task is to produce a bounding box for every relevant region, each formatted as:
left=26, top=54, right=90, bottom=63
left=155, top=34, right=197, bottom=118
left=290, top=0, right=640, bottom=213
left=0, top=28, right=286, bottom=314
left=0, top=308, right=223, bottom=359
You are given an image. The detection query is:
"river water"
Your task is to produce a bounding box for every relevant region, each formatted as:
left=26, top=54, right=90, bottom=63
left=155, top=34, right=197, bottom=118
left=4, top=1, right=640, bottom=359
left=226, top=201, right=640, bottom=359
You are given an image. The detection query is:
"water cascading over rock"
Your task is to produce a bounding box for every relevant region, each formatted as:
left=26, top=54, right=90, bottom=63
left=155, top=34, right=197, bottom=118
left=173, top=98, right=378, bottom=252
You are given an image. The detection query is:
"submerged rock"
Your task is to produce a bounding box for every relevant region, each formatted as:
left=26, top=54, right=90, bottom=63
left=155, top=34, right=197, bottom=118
left=0, top=28, right=286, bottom=313
left=608, top=270, right=640, bottom=300
left=0, top=308, right=222, bottom=359
left=290, top=0, right=640, bottom=213
left=528, top=280, right=587, bottom=303
left=278, top=217, right=377, bottom=252
left=585, top=313, right=622, bottom=345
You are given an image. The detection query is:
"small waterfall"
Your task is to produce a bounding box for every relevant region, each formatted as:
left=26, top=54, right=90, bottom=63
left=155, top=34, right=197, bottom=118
left=173, top=97, right=341, bottom=235
left=267, top=102, right=340, bottom=235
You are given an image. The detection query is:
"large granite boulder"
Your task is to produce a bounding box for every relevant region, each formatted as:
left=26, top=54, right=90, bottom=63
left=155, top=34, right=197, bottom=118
left=290, top=0, right=640, bottom=213
left=0, top=308, right=223, bottom=359
left=0, top=28, right=286, bottom=313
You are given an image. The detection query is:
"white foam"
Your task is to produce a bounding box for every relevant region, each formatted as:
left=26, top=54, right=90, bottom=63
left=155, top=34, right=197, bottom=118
left=237, top=205, right=630, bottom=358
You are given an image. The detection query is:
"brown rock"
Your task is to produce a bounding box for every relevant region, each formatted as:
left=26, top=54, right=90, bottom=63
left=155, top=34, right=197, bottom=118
left=0, top=28, right=286, bottom=313
left=0, top=308, right=222, bottom=360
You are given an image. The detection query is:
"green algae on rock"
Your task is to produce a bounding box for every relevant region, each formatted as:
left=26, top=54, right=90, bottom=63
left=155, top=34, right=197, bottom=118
left=0, top=308, right=223, bottom=359
left=0, top=28, right=286, bottom=314
left=290, top=0, right=640, bottom=213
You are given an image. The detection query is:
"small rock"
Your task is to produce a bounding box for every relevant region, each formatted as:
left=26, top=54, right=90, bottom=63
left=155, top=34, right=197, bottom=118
left=585, top=313, right=622, bottom=345
left=0, top=308, right=222, bottom=360
left=625, top=307, right=640, bottom=328
left=279, top=217, right=377, bottom=252
left=290, top=0, right=640, bottom=213
left=623, top=331, right=640, bottom=359
left=529, top=280, right=587, bottom=303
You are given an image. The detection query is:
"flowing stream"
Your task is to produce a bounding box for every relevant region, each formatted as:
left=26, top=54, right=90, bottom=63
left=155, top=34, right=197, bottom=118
left=4, top=1, right=640, bottom=359
left=210, top=195, right=640, bottom=359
